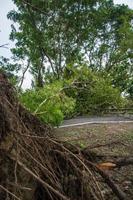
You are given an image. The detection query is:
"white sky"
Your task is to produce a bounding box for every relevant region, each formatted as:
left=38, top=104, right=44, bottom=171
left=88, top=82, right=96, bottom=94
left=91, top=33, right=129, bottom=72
left=0, top=0, right=16, bottom=58
left=0, top=0, right=133, bottom=88
left=114, top=0, right=133, bottom=7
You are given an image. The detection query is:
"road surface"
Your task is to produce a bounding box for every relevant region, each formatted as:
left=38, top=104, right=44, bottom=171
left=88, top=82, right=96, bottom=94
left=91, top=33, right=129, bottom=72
left=59, top=115, right=133, bottom=128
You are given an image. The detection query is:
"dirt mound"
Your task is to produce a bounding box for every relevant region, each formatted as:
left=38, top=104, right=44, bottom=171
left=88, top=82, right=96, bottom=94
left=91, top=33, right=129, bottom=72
left=0, top=72, right=130, bottom=200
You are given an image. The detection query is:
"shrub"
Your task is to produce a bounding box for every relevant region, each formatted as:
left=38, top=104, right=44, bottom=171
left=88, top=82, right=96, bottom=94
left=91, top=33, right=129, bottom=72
left=20, top=81, right=75, bottom=126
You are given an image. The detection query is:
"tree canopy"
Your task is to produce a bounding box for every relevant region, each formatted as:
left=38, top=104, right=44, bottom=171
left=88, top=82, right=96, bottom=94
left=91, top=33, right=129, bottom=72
left=5, top=0, right=132, bottom=94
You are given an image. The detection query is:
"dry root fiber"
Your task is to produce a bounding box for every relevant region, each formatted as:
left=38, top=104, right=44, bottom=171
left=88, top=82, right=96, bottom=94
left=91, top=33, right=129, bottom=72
left=0, top=72, right=128, bottom=200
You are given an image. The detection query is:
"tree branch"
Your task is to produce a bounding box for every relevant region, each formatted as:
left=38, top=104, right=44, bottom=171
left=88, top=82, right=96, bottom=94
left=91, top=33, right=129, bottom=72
left=18, top=60, right=30, bottom=90
left=0, top=43, right=9, bottom=49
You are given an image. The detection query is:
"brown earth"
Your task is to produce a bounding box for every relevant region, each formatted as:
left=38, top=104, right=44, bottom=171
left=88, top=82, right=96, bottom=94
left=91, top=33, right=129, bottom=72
left=55, top=123, right=133, bottom=199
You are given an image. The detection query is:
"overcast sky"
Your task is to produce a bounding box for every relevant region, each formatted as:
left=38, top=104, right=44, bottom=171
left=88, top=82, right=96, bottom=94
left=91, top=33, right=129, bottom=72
left=0, top=0, right=16, bottom=58
left=0, top=0, right=133, bottom=88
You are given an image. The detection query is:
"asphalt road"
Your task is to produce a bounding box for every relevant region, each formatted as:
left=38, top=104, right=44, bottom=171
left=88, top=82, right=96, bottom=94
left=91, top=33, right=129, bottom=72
left=59, top=115, right=133, bottom=128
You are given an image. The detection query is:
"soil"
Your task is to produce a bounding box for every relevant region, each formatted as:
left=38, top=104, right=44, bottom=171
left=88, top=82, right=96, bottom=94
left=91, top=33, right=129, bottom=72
left=55, top=123, right=133, bottom=199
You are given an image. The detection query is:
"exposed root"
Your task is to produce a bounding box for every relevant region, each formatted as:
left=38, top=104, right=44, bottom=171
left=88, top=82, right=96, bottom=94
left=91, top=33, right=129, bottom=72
left=0, top=72, right=130, bottom=200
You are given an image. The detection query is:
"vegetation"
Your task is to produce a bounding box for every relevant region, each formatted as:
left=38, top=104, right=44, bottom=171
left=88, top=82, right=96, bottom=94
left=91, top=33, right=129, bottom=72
left=20, top=81, right=75, bottom=126
left=20, top=66, right=124, bottom=125
left=64, top=66, right=124, bottom=114
left=0, top=1, right=133, bottom=200
left=0, top=0, right=133, bottom=125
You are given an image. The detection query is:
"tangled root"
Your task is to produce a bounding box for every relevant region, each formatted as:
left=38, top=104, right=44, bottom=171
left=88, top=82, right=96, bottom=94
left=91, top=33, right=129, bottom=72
left=0, top=73, right=126, bottom=200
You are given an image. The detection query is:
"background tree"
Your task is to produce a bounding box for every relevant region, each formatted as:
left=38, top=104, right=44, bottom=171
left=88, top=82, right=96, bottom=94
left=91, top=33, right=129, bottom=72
left=7, top=0, right=132, bottom=93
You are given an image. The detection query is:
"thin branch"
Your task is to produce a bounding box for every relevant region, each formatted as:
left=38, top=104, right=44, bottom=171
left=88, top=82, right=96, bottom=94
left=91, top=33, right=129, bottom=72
left=21, top=0, right=48, bottom=15
left=0, top=43, right=9, bottom=49
left=0, top=185, right=22, bottom=200
left=84, top=140, right=124, bottom=150
left=41, top=48, right=56, bottom=75
left=7, top=182, right=32, bottom=191
left=18, top=60, right=30, bottom=90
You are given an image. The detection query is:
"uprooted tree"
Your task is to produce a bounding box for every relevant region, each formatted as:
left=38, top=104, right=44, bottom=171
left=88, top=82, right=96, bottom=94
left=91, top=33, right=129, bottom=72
left=0, top=72, right=132, bottom=200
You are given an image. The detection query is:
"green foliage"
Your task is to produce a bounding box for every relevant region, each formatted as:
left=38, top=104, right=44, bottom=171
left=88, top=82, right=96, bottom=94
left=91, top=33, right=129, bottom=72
left=2, top=0, right=132, bottom=122
left=8, top=0, right=133, bottom=94
left=85, top=78, right=124, bottom=113
left=0, top=56, right=20, bottom=86
left=20, top=81, right=75, bottom=126
left=20, top=66, right=125, bottom=125
left=64, top=65, right=124, bottom=114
